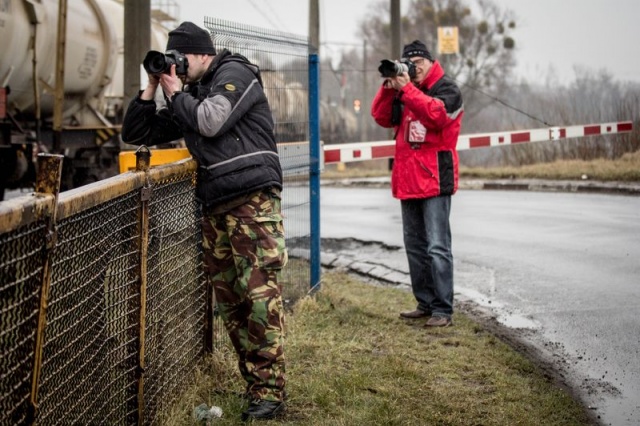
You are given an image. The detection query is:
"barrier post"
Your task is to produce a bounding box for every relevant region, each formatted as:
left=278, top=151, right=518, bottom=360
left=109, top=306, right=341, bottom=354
left=29, top=153, right=64, bottom=424
left=309, top=53, right=321, bottom=292
left=135, top=146, right=151, bottom=425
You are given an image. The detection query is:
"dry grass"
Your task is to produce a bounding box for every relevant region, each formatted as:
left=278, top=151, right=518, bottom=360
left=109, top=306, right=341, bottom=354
left=321, top=151, right=640, bottom=182
left=461, top=150, right=640, bottom=181
left=160, top=272, right=594, bottom=425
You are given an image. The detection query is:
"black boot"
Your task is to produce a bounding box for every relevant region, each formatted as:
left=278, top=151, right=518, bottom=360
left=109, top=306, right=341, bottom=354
left=241, top=399, right=285, bottom=421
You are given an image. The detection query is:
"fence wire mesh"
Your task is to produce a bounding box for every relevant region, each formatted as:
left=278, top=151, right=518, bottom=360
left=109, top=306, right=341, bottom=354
left=0, top=221, right=47, bottom=425
left=37, top=191, right=141, bottom=425
left=143, top=174, right=205, bottom=421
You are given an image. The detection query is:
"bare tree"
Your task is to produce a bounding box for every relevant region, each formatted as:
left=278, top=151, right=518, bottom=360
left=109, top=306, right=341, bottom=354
left=358, top=0, right=517, bottom=126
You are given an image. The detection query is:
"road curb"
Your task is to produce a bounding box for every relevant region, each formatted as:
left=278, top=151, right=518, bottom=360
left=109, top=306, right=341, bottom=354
left=322, top=177, right=640, bottom=196
left=474, top=179, right=640, bottom=196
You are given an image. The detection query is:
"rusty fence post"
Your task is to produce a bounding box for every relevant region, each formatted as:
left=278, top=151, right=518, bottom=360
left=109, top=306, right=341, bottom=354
left=135, top=146, right=151, bottom=425
left=204, top=278, right=215, bottom=353
left=29, top=153, right=64, bottom=424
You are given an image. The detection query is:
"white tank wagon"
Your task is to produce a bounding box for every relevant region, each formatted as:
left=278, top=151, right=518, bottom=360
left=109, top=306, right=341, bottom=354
left=0, top=0, right=118, bottom=120
left=0, top=0, right=170, bottom=197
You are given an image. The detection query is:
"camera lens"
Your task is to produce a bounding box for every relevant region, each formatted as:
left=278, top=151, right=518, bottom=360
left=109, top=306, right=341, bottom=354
left=149, top=56, right=166, bottom=73
left=143, top=51, right=168, bottom=74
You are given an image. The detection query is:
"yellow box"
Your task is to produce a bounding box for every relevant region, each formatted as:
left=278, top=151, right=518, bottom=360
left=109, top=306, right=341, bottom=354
left=119, top=148, right=192, bottom=173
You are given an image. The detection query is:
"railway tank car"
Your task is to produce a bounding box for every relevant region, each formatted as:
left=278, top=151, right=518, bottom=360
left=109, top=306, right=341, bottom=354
left=0, top=0, right=170, bottom=198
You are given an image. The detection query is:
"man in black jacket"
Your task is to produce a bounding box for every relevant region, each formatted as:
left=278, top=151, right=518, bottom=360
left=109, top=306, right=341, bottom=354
left=121, top=21, right=287, bottom=421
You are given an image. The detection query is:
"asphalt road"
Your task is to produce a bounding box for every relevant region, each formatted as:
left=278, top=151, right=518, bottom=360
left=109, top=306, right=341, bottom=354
left=320, top=185, right=640, bottom=426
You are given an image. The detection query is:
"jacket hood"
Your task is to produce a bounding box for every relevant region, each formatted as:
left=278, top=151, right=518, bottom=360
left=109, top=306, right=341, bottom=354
left=201, top=49, right=262, bottom=86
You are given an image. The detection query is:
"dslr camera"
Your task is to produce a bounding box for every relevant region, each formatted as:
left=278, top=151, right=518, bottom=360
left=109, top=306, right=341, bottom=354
left=143, top=49, right=189, bottom=75
left=378, top=58, right=417, bottom=79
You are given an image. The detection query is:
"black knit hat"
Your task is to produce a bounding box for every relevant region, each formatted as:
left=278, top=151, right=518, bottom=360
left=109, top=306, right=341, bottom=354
left=402, top=40, right=434, bottom=62
left=166, top=21, right=216, bottom=55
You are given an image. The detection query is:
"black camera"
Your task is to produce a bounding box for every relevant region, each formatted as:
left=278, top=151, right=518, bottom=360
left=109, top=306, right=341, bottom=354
left=143, top=50, right=189, bottom=75
left=378, top=58, right=417, bottom=79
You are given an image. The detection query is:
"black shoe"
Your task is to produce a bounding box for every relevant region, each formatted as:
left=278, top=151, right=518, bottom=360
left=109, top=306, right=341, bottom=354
left=399, top=309, right=431, bottom=319
left=424, top=316, right=453, bottom=327
left=241, top=399, right=285, bottom=421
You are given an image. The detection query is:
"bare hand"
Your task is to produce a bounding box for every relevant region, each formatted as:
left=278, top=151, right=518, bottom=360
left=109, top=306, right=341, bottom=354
left=148, top=73, right=160, bottom=87
left=159, top=65, right=183, bottom=99
left=388, top=73, right=410, bottom=91
left=140, top=73, right=161, bottom=101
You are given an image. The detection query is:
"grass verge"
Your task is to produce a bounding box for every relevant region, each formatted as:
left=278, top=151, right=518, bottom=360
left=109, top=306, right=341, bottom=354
left=321, top=151, right=640, bottom=182
left=161, top=272, right=595, bottom=425
left=460, top=150, right=640, bottom=181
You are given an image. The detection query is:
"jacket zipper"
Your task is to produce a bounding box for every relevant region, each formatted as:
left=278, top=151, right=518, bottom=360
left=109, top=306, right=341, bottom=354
left=418, top=159, right=436, bottom=178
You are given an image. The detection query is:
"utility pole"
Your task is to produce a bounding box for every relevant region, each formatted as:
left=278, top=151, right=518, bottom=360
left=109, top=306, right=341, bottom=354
left=389, top=0, right=401, bottom=169
left=390, top=0, right=401, bottom=59
left=124, top=0, right=151, bottom=113
left=52, top=0, right=68, bottom=153
left=309, top=0, right=319, bottom=55
left=361, top=40, right=368, bottom=141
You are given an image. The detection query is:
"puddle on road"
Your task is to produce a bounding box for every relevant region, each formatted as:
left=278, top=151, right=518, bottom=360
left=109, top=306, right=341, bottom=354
left=497, top=313, right=539, bottom=329
left=456, top=287, right=539, bottom=330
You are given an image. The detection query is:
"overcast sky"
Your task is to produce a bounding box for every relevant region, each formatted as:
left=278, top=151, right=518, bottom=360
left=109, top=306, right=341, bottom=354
left=176, top=0, right=640, bottom=84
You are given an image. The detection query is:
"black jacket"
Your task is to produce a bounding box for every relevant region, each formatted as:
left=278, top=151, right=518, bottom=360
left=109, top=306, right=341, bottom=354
left=121, top=49, right=282, bottom=207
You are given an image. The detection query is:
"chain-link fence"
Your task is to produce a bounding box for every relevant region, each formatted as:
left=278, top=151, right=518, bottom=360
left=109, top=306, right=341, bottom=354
left=0, top=20, right=311, bottom=425
left=0, top=155, right=204, bottom=425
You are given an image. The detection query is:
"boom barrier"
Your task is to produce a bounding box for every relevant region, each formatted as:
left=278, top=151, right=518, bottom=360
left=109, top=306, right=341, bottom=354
left=323, top=121, right=634, bottom=164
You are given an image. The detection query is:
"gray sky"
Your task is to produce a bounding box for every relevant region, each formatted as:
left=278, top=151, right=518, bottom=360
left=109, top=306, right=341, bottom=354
left=176, top=0, right=640, bottom=84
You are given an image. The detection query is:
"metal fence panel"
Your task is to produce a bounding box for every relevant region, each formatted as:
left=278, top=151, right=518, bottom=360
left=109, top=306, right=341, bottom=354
left=37, top=191, right=140, bottom=424
left=143, top=173, right=205, bottom=421
left=0, top=221, right=48, bottom=425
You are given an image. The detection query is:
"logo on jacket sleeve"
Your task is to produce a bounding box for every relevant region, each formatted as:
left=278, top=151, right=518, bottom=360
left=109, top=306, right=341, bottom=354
left=224, top=83, right=236, bottom=91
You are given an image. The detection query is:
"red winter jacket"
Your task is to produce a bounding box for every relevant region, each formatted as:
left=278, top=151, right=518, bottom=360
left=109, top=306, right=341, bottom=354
left=371, top=60, right=463, bottom=200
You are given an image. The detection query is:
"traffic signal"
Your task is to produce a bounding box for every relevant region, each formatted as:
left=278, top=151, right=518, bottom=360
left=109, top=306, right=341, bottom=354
left=353, top=99, right=361, bottom=113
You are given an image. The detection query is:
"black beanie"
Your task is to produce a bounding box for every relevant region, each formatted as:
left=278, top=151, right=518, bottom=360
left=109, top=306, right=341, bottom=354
left=402, top=40, right=434, bottom=62
left=166, top=21, right=216, bottom=55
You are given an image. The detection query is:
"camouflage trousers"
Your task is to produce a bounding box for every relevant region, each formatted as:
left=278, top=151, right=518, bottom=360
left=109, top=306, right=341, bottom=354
left=201, top=188, right=287, bottom=402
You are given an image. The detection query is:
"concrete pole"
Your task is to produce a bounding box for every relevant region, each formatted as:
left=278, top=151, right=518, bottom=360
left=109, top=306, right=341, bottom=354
left=124, top=0, right=151, bottom=114
left=389, top=0, right=401, bottom=168
left=309, top=0, right=320, bottom=55
left=391, top=0, right=401, bottom=59
left=361, top=40, right=368, bottom=141
left=52, top=0, right=67, bottom=152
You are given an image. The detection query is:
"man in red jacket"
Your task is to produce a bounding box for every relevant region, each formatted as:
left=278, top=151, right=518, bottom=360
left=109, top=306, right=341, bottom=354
left=371, top=40, right=463, bottom=327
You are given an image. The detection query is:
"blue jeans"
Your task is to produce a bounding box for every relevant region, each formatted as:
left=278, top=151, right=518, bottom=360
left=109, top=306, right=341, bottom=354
left=401, top=195, right=453, bottom=318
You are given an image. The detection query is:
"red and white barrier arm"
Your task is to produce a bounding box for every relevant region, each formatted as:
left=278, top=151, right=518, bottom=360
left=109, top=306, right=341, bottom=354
left=323, top=121, right=634, bottom=164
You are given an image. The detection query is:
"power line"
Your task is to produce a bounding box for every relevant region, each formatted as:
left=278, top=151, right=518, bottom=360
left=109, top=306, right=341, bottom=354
left=454, top=79, right=553, bottom=127
left=246, top=0, right=290, bottom=33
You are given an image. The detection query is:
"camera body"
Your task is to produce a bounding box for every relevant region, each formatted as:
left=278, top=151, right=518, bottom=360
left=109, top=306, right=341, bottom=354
left=143, top=49, right=189, bottom=75
left=378, top=58, right=417, bottom=79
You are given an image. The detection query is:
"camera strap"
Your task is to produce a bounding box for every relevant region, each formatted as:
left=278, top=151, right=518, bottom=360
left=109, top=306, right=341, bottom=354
left=391, top=96, right=404, bottom=140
